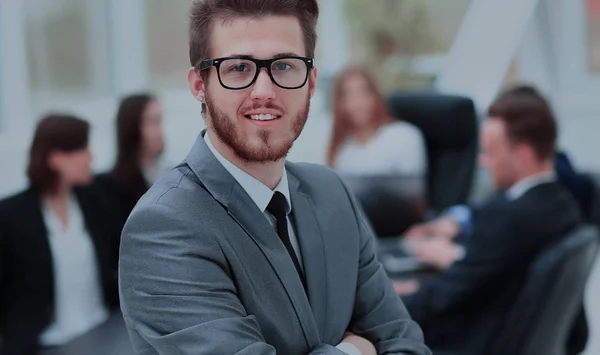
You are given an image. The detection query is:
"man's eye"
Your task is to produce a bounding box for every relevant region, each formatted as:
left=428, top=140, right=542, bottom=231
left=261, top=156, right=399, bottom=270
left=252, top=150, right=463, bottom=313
left=231, top=65, right=249, bottom=72
left=273, top=62, right=292, bottom=71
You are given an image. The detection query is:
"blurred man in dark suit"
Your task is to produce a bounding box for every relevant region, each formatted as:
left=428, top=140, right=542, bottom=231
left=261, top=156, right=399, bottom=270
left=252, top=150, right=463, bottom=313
left=395, top=85, right=582, bottom=354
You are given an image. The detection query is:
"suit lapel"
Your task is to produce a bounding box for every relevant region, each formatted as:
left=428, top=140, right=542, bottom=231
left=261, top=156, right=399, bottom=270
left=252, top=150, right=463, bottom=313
left=226, top=185, right=321, bottom=345
left=288, top=172, right=328, bottom=339
left=184, top=133, right=320, bottom=344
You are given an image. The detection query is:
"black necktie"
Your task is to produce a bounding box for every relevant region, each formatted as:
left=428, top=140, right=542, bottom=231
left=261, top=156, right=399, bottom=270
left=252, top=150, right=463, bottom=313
left=267, top=192, right=305, bottom=287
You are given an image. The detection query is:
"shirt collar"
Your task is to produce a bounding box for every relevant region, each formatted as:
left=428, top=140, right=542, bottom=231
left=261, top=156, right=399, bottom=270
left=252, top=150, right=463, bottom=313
left=204, top=132, right=291, bottom=214
left=505, top=170, right=556, bottom=201
left=41, top=193, right=84, bottom=232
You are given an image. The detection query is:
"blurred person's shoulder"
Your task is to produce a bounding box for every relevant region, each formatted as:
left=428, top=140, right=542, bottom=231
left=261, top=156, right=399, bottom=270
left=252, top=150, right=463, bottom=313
left=479, top=181, right=575, bottom=214
left=0, top=188, right=35, bottom=214
left=476, top=181, right=581, bottom=234
left=514, top=181, right=581, bottom=218
left=0, top=189, right=40, bottom=233
left=381, top=120, right=424, bottom=143
left=513, top=181, right=582, bottom=243
left=384, top=119, right=422, bottom=135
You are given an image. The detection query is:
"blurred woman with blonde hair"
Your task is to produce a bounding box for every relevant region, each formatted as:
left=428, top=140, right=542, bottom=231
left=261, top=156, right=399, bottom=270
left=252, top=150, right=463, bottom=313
left=327, top=66, right=426, bottom=176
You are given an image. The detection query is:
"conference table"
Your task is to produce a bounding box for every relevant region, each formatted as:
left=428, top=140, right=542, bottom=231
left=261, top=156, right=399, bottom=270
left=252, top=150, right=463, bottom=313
left=41, top=313, right=135, bottom=355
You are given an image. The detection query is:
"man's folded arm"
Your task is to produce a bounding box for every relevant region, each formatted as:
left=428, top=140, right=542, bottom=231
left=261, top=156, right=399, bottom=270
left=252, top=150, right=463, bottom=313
left=119, top=203, right=276, bottom=354
left=119, top=203, right=348, bottom=355
left=338, top=178, right=432, bottom=355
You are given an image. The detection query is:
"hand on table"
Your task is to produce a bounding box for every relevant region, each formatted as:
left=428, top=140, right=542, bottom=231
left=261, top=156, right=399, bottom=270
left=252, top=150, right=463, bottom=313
left=411, top=238, right=461, bottom=270
left=393, top=280, right=419, bottom=295
left=404, top=217, right=460, bottom=241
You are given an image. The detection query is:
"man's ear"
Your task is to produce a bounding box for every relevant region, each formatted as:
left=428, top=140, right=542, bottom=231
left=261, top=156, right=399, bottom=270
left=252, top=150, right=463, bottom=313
left=515, top=143, right=537, bottom=164
left=308, top=67, right=318, bottom=98
left=188, top=67, right=206, bottom=103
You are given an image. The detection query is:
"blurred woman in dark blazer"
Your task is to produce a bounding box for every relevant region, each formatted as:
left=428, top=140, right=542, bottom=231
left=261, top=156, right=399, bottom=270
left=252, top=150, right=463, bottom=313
left=0, top=114, right=120, bottom=355
left=96, top=93, right=166, bottom=229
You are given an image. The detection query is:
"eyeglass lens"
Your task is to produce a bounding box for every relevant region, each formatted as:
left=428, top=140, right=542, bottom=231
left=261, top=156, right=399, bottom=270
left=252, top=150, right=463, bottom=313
left=218, top=58, right=307, bottom=88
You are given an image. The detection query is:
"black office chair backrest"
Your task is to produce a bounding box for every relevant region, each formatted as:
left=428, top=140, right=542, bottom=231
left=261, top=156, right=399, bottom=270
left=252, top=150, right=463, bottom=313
left=492, top=225, right=600, bottom=355
left=341, top=174, right=428, bottom=237
left=387, top=92, right=478, bottom=213
left=587, top=174, right=600, bottom=228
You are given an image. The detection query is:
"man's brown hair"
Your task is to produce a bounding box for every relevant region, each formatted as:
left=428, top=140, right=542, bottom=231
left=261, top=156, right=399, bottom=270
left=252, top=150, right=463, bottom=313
left=487, top=85, right=557, bottom=161
left=27, top=114, right=90, bottom=193
left=189, top=0, right=319, bottom=70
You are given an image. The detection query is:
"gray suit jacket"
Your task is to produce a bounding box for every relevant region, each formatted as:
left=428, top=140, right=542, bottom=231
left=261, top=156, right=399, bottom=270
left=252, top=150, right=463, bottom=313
left=118, top=134, right=430, bottom=355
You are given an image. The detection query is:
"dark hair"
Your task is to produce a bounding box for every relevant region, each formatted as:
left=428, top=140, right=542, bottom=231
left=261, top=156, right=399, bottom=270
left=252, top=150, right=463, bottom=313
left=189, top=0, right=319, bottom=69
left=327, top=66, right=391, bottom=167
left=487, top=84, right=557, bottom=161
left=503, top=84, right=542, bottom=97
left=113, top=93, right=156, bottom=201
left=27, top=114, right=90, bottom=193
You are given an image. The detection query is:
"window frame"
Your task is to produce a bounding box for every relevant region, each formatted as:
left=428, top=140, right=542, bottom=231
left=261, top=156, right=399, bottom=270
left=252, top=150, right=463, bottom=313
left=553, top=0, right=600, bottom=109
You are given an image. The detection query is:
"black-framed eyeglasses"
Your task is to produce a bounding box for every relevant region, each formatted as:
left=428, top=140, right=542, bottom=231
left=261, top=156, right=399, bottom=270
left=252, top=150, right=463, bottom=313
left=197, top=56, right=314, bottom=90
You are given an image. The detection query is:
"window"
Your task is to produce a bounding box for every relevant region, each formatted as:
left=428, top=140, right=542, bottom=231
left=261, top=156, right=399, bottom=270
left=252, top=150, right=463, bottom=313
left=0, top=36, right=3, bottom=130
left=501, top=58, right=521, bottom=88
left=425, top=0, right=472, bottom=55
left=549, top=0, right=600, bottom=102
left=24, top=0, right=111, bottom=97
left=343, top=0, right=472, bottom=92
left=587, top=0, right=600, bottom=71
left=145, top=0, right=194, bottom=90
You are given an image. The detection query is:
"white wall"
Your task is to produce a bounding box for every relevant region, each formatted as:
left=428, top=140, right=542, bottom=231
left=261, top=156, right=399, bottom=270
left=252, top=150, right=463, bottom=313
left=517, top=0, right=600, bottom=172
left=435, top=0, right=542, bottom=112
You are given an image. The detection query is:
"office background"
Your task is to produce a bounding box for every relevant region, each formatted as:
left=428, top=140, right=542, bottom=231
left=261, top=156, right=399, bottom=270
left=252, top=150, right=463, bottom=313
left=1, top=0, right=599, bottom=353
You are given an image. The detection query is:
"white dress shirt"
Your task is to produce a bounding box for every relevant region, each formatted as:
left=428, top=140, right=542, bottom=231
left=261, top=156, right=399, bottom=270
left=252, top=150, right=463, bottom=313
left=335, top=121, right=426, bottom=177
left=204, top=133, right=360, bottom=355
left=203, top=134, right=302, bottom=265
left=39, top=195, right=109, bottom=346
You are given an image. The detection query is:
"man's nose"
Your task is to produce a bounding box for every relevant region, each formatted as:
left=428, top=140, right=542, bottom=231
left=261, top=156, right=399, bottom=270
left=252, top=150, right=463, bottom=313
left=250, top=69, right=276, bottom=101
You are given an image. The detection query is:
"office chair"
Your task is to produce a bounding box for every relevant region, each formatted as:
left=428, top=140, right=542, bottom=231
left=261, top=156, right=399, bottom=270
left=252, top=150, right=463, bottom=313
left=387, top=92, right=478, bottom=214
left=341, top=174, right=427, bottom=237
left=587, top=174, right=600, bottom=228
left=490, top=225, right=600, bottom=355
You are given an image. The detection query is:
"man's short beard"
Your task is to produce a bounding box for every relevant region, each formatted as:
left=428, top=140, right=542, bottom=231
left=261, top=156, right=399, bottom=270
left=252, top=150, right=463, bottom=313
left=204, top=92, right=310, bottom=163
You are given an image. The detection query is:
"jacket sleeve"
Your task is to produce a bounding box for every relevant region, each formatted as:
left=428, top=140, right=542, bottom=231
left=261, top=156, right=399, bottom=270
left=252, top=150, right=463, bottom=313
left=402, top=210, right=519, bottom=329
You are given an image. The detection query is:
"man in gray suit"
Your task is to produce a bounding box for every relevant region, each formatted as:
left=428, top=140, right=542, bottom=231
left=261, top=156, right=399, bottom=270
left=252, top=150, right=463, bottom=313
left=118, top=1, right=430, bottom=354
